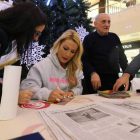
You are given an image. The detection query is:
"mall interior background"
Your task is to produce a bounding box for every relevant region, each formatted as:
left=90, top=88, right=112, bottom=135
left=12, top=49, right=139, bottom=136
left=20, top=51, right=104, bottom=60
left=87, top=0, right=140, bottom=77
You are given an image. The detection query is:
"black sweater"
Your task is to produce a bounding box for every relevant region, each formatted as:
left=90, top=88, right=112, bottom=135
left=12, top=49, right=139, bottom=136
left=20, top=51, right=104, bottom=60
left=82, top=31, right=128, bottom=78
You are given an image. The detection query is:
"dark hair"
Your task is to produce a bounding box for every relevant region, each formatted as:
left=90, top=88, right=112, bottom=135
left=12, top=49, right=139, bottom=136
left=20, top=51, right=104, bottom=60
left=0, top=2, right=47, bottom=56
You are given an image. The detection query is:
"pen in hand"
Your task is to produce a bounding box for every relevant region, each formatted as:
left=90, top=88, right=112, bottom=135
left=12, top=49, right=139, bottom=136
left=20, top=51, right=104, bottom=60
left=53, top=81, right=60, bottom=90
left=53, top=82, right=65, bottom=102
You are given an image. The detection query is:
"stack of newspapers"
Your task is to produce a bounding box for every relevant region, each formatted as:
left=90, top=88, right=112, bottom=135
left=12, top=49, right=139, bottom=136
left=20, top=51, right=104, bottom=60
left=39, top=100, right=140, bottom=140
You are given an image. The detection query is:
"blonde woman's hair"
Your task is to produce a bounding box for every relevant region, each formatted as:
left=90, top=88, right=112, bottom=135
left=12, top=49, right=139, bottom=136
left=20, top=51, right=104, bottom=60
left=51, top=29, right=83, bottom=90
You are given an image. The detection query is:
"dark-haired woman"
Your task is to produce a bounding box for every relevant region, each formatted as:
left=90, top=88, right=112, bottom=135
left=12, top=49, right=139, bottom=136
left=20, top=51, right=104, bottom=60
left=0, top=2, right=47, bottom=104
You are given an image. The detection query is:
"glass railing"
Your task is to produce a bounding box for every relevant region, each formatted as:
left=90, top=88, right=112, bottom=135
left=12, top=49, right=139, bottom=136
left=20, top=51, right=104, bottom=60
left=106, top=0, right=126, bottom=14
left=88, top=0, right=140, bottom=18
left=106, top=0, right=140, bottom=14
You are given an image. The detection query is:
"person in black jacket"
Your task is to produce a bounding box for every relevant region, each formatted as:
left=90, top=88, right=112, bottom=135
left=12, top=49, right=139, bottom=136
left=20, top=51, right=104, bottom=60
left=82, top=13, right=128, bottom=94
left=113, top=53, right=140, bottom=92
left=0, top=2, right=47, bottom=104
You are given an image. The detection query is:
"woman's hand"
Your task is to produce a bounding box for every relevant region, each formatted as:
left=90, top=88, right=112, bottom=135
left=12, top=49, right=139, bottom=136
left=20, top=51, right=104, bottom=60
left=18, top=90, right=34, bottom=105
left=48, top=89, right=64, bottom=102
left=64, top=91, right=75, bottom=98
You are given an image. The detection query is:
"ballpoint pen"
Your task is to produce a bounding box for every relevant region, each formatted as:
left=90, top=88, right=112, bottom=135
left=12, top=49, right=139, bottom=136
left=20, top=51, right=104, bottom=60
left=53, top=82, right=61, bottom=102
left=53, top=81, right=68, bottom=102
left=53, top=81, right=60, bottom=90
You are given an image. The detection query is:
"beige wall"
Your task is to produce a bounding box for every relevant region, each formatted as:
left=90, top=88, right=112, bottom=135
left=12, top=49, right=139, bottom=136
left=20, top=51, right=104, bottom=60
left=86, top=0, right=100, bottom=6
left=91, top=0, right=100, bottom=6
left=91, top=5, right=140, bottom=37
left=110, top=5, right=140, bottom=36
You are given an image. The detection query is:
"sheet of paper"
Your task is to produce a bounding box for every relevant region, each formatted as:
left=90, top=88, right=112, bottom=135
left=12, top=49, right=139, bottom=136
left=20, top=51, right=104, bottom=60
left=39, top=110, right=73, bottom=140
left=39, top=100, right=140, bottom=140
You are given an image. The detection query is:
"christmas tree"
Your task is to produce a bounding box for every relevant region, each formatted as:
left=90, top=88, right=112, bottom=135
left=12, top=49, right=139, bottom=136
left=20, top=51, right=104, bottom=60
left=12, top=0, right=94, bottom=68
left=29, top=0, right=94, bottom=56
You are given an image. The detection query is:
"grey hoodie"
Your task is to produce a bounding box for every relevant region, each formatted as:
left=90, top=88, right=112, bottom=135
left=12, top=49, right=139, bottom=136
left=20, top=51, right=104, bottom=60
left=20, top=52, right=83, bottom=101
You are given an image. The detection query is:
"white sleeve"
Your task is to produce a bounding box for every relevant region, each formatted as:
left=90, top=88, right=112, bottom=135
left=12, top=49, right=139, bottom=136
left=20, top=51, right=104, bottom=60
left=20, top=65, right=52, bottom=101
left=71, top=70, right=83, bottom=96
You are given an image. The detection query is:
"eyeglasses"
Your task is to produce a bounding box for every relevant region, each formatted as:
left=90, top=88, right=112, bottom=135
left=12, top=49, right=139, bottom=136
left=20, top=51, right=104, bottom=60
left=34, top=31, right=42, bottom=37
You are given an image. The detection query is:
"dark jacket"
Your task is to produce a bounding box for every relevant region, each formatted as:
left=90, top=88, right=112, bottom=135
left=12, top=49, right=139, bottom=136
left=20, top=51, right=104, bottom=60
left=82, top=31, right=128, bottom=79
left=125, top=53, right=140, bottom=77
left=0, top=26, right=28, bottom=80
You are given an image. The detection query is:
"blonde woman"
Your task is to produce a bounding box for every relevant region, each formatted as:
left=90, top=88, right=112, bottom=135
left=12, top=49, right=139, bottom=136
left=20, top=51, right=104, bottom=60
left=20, top=29, right=83, bottom=104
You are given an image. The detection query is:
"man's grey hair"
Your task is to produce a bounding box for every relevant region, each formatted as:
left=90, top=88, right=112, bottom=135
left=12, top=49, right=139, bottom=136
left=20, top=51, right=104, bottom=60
left=95, top=13, right=109, bottom=22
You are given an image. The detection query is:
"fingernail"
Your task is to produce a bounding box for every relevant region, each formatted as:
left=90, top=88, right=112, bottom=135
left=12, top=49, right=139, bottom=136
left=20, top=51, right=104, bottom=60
left=56, top=98, right=60, bottom=102
left=69, top=96, right=73, bottom=99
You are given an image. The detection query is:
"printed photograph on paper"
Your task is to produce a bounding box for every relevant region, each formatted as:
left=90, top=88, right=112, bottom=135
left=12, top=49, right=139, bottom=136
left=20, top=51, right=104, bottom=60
left=66, top=108, right=110, bottom=125
left=117, top=117, right=140, bottom=135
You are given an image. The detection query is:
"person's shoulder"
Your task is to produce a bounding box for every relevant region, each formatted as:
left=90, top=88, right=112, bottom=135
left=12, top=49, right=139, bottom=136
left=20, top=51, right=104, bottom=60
left=37, top=56, right=51, bottom=65
left=85, top=32, right=96, bottom=38
left=32, top=56, right=51, bottom=70
left=84, top=32, right=97, bottom=41
left=108, top=32, right=119, bottom=37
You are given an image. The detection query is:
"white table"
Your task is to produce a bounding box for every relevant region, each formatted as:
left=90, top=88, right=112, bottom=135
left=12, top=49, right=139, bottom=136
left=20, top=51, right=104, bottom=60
left=0, top=92, right=140, bottom=140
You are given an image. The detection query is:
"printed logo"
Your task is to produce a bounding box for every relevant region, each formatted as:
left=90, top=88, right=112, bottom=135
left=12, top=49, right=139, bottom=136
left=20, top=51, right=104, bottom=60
left=19, top=101, right=50, bottom=110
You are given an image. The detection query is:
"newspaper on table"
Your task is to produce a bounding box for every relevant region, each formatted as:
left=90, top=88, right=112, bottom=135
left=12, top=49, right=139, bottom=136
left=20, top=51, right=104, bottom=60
left=39, top=100, right=140, bottom=140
